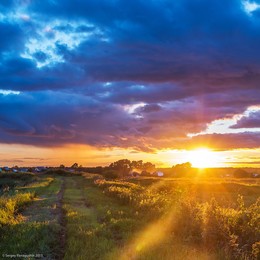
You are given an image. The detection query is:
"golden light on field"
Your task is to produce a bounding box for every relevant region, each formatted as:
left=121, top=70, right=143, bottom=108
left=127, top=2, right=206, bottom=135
left=184, top=148, right=222, bottom=168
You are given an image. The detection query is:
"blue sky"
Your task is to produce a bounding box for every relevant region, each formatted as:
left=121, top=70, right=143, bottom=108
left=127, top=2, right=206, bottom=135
left=0, top=0, right=260, bottom=166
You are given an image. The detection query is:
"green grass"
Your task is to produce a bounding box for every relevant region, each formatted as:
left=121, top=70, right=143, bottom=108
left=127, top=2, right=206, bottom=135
left=0, top=172, right=259, bottom=259
left=63, top=175, right=144, bottom=260
left=94, top=177, right=260, bottom=259
left=0, top=173, right=39, bottom=197
left=0, top=174, right=63, bottom=258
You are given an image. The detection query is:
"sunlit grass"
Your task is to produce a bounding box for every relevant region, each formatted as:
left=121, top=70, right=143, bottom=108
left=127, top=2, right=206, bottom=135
left=95, top=177, right=260, bottom=259
left=63, top=176, right=143, bottom=260
left=0, top=173, right=63, bottom=257
left=1, top=172, right=259, bottom=259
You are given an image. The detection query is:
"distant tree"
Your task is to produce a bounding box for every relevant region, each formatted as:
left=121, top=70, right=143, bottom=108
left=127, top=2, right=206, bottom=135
left=130, top=160, right=155, bottom=173
left=143, top=162, right=156, bottom=173
left=131, top=160, right=143, bottom=170
left=108, top=159, right=156, bottom=177
left=60, top=164, right=65, bottom=168
left=71, top=163, right=79, bottom=169
left=85, top=166, right=104, bottom=174
left=172, top=162, right=192, bottom=170
left=172, top=162, right=192, bottom=177
left=109, top=159, right=131, bottom=177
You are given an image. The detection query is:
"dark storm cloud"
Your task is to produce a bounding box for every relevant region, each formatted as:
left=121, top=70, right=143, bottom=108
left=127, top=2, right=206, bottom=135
left=24, top=0, right=260, bottom=86
left=0, top=0, right=260, bottom=151
left=0, top=91, right=130, bottom=146
left=231, top=110, right=260, bottom=128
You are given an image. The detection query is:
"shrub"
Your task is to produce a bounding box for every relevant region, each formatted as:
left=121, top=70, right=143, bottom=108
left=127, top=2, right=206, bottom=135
left=46, top=169, right=75, bottom=176
left=103, top=170, right=119, bottom=179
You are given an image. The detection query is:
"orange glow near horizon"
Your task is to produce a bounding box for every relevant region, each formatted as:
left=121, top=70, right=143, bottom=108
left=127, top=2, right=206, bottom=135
left=0, top=143, right=260, bottom=168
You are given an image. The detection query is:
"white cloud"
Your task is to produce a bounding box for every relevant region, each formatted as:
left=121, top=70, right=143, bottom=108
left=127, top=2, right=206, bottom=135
left=21, top=20, right=108, bottom=68
left=188, top=105, right=260, bottom=136
left=243, top=0, right=260, bottom=14
left=0, top=89, right=21, bottom=95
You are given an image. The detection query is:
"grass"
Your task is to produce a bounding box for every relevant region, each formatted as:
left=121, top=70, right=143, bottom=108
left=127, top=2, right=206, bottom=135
left=63, top=174, right=142, bottom=260
left=0, top=173, right=63, bottom=258
left=0, top=171, right=259, bottom=259
left=94, top=177, right=260, bottom=259
left=0, top=172, right=37, bottom=194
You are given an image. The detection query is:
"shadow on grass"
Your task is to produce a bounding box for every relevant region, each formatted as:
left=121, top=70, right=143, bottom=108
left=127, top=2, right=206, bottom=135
left=0, top=222, right=60, bottom=258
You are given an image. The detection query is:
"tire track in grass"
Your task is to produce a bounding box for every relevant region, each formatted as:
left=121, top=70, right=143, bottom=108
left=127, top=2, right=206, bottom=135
left=23, top=176, right=67, bottom=259
left=0, top=176, right=63, bottom=258
left=62, top=175, right=145, bottom=260
left=56, top=178, right=66, bottom=260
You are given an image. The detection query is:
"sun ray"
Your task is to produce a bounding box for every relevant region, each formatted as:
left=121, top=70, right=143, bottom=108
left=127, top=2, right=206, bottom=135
left=183, top=148, right=222, bottom=168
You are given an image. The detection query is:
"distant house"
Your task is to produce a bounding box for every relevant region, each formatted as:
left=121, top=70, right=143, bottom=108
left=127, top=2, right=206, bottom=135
left=34, top=167, right=46, bottom=172
left=154, top=171, right=164, bottom=177
left=0, top=168, right=2, bottom=172
left=20, top=168, right=28, bottom=173
left=3, top=166, right=10, bottom=172
left=12, top=169, right=18, bottom=173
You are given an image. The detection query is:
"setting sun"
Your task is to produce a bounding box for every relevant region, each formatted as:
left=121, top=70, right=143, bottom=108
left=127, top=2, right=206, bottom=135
left=184, top=148, right=222, bottom=168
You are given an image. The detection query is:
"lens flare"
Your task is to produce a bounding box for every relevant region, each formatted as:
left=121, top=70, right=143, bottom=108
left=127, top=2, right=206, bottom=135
left=184, top=148, right=222, bottom=168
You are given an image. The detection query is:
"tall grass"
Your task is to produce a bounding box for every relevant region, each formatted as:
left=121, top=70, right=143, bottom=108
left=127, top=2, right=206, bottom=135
left=63, top=176, right=145, bottom=259
left=0, top=192, right=34, bottom=227
left=95, top=178, right=260, bottom=259
left=94, top=179, right=183, bottom=216
left=172, top=195, right=260, bottom=259
left=0, top=175, right=62, bottom=258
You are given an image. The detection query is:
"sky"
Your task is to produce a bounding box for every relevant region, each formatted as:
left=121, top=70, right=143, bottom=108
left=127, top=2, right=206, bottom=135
left=0, top=0, right=260, bottom=167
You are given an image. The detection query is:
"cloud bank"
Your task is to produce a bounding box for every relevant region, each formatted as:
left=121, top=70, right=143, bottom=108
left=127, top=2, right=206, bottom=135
left=0, top=0, right=260, bottom=152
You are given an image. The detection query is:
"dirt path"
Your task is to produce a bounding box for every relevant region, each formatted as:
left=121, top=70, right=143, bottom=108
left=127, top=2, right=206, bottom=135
left=20, top=176, right=67, bottom=259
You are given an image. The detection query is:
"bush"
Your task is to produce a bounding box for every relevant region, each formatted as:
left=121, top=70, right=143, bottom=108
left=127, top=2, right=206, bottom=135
left=0, top=173, right=36, bottom=192
left=46, top=169, right=76, bottom=176
left=103, top=170, right=119, bottom=179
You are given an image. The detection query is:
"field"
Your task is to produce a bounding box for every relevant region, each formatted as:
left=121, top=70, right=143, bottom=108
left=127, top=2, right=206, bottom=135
left=0, top=171, right=259, bottom=260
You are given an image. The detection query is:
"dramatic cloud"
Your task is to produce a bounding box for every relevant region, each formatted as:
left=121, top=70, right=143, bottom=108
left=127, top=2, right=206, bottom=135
left=232, top=110, right=260, bottom=128
left=0, top=0, right=260, bottom=152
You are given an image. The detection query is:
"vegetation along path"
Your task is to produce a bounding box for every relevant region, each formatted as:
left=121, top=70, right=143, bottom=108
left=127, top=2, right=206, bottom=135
left=0, top=174, right=64, bottom=259
left=1, top=171, right=259, bottom=259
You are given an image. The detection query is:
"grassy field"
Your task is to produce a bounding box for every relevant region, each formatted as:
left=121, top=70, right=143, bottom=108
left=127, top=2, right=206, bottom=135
left=0, top=171, right=259, bottom=259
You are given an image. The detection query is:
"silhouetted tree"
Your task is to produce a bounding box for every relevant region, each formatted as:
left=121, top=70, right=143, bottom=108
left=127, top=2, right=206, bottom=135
left=109, top=159, right=131, bottom=177
left=71, top=163, right=79, bottom=169
left=143, top=162, right=156, bottom=173
left=108, top=159, right=156, bottom=177
left=131, top=160, right=143, bottom=170
left=172, top=162, right=192, bottom=177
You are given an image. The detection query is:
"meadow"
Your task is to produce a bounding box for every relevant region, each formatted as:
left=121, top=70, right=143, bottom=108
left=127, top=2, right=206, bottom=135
left=0, top=170, right=259, bottom=259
